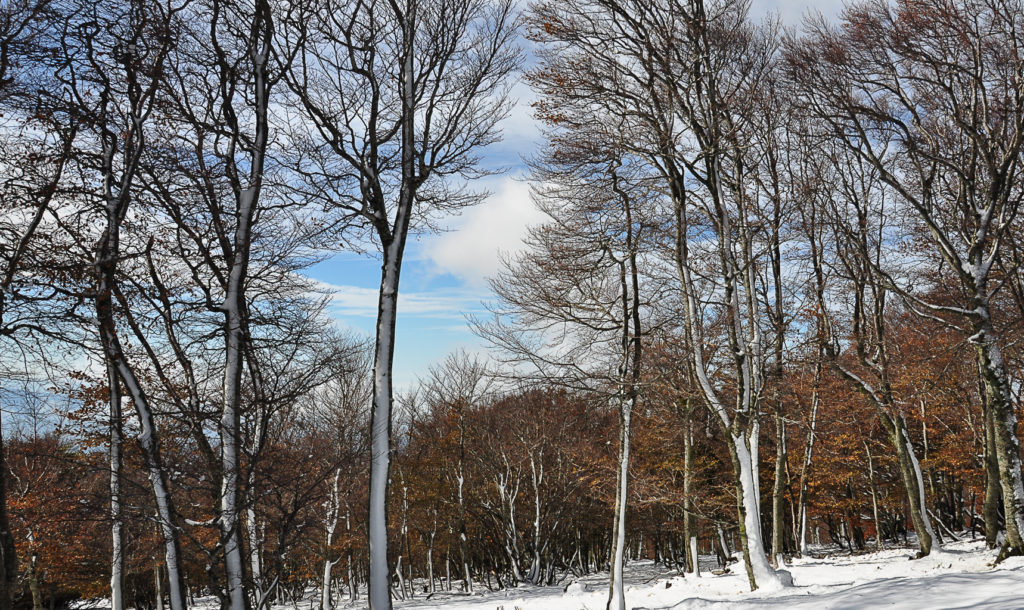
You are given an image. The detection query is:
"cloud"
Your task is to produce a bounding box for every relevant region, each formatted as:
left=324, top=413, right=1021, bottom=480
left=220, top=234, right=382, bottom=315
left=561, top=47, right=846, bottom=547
left=422, top=177, right=546, bottom=287
left=311, top=280, right=486, bottom=320
left=500, top=79, right=541, bottom=150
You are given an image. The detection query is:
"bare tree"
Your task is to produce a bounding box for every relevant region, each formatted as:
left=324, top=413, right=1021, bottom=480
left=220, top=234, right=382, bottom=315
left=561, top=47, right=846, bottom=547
left=806, top=142, right=939, bottom=557
left=149, top=0, right=292, bottom=605
left=279, top=2, right=520, bottom=606
left=0, top=1, right=67, bottom=604
left=527, top=0, right=793, bottom=590
left=47, top=1, right=188, bottom=607
left=787, top=0, right=1024, bottom=561
left=476, top=123, right=660, bottom=607
left=422, top=351, right=495, bottom=593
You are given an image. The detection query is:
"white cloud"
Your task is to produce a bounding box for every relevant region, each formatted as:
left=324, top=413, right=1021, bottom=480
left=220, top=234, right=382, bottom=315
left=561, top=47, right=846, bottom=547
left=422, top=177, right=546, bottom=287
left=311, top=281, right=486, bottom=319
left=500, top=79, right=541, bottom=150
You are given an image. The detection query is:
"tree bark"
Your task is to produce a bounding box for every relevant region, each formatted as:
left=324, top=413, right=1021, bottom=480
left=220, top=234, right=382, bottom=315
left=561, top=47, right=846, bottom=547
left=771, top=411, right=787, bottom=565
left=983, top=387, right=1002, bottom=549
left=606, top=396, right=633, bottom=610
left=108, top=362, right=124, bottom=610
left=973, top=318, right=1024, bottom=561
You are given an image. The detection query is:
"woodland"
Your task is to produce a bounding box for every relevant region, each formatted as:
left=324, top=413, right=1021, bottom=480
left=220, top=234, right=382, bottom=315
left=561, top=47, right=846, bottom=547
left=2, top=0, right=1024, bottom=609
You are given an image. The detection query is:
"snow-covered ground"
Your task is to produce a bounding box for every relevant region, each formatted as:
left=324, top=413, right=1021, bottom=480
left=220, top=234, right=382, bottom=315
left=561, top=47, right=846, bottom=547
left=73, top=539, right=1023, bottom=610
left=389, top=539, right=1024, bottom=610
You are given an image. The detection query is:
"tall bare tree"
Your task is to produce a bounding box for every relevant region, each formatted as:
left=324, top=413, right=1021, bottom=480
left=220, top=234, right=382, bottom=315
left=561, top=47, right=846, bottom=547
left=477, top=123, right=660, bottom=607
left=50, top=0, right=186, bottom=607
left=804, top=143, right=939, bottom=556
left=279, top=2, right=520, bottom=606
left=527, top=0, right=790, bottom=591
left=787, top=0, right=1024, bottom=561
left=0, top=1, right=67, bottom=605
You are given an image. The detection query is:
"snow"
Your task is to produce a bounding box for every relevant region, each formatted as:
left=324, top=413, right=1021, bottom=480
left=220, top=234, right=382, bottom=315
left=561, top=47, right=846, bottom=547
left=76, top=539, right=1024, bottom=610
left=731, top=436, right=786, bottom=591
left=383, top=539, right=1024, bottom=610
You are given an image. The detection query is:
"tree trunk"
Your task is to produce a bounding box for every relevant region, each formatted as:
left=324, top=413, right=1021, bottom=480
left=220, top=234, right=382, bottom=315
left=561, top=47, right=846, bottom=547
left=28, top=549, right=41, bottom=610
left=606, top=396, right=633, bottom=610
left=346, top=513, right=356, bottom=602
left=155, top=562, right=164, bottom=610
left=221, top=246, right=251, bottom=610
left=865, top=442, right=883, bottom=551
left=731, top=433, right=780, bottom=591
left=885, top=415, right=935, bottom=557
left=528, top=454, right=543, bottom=585
left=974, top=322, right=1024, bottom=561
left=771, top=410, right=787, bottom=565
left=0, top=411, right=13, bottom=610
left=427, top=530, right=435, bottom=593
left=96, top=207, right=188, bottom=610
left=796, top=363, right=820, bottom=555
left=983, top=391, right=1002, bottom=548
left=109, top=362, right=124, bottom=610
left=247, top=504, right=262, bottom=598
left=368, top=250, right=403, bottom=610
left=367, top=2, right=417, bottom=600
left=682, top=418, right=697, bottom=574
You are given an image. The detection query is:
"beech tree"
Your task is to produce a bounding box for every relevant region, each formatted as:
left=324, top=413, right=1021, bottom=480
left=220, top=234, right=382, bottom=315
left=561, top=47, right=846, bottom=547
left=4, top=0, right=1024, bottom=606
left=477, top=122, right=662, bottom=606
left=0, top=1, right=72, bottom=603
left=807, top=143, right=939, bottom=556
left=278, top=1, right=520, bottom=606
left=47, top=1, right=186, bottom=607
left=787, top=0, right=1024, bottom=561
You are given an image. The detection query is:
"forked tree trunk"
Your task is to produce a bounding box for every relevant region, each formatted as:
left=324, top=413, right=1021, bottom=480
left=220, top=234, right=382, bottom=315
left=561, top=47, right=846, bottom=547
left=884, top=415, right=936, bottom=557
left=96, top=204, right=188, bottom=610
left=974, top=318, right=1024, bottom=561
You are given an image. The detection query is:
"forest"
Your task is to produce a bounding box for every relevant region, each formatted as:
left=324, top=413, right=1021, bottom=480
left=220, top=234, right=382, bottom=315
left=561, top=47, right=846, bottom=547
left=1, top=0, right=1024, bottom=609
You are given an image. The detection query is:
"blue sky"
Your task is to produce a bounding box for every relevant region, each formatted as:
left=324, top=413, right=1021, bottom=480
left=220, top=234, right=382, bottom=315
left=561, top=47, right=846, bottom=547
left=305, top=0, right=845, bottom=389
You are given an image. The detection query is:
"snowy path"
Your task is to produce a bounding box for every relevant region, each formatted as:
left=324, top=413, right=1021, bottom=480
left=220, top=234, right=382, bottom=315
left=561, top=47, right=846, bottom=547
left=389, top=539, right=1024, bottom=610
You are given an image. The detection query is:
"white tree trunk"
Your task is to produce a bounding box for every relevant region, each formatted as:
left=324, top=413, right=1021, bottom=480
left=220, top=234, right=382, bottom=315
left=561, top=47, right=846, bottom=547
left=797, top=380, right=819, bottom=555
left=733, top=436, right=784, bottom=591
left=107, top=347, right=187, bottom=610
left=321, top=470, right=341, bottom=610
left=108, top=361, right=124, bottom=610
left=902, top=423, right=938, bottom=548
left=221, top=281, right=250, bottom=610
left=369, top=252, right=402, bottom=610
left=606, top=396, right=633, bottom=610
left=527, top=454, right=543, bottom=584
left=246, top=505, right=262, bottom=593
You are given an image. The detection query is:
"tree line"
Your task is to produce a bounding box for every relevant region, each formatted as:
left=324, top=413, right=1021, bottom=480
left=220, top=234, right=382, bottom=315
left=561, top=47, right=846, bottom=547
left=2, top=0, right=1024, bottom=609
